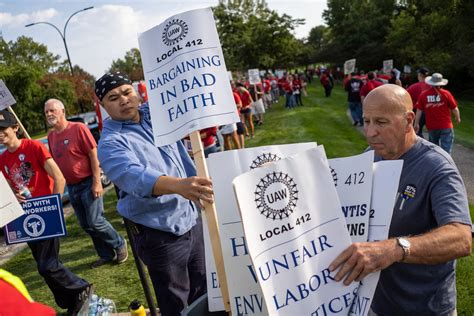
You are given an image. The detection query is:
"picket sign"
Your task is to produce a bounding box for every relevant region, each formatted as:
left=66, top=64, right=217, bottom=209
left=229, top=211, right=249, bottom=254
left=138, top=8, right=245, bottom=312
left=0, top=81, right=30, bottom=139
left=0, top=172, right=25, bottom=227
left=190, top=130, right=231, bottom=312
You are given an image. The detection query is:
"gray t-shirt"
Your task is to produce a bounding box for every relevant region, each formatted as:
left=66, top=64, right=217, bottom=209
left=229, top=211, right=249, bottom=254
left=371, top=137, right=471, bottom=315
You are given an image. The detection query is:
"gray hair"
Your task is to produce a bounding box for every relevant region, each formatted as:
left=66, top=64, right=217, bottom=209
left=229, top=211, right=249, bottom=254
left=44, top=98, right=65, bottom=111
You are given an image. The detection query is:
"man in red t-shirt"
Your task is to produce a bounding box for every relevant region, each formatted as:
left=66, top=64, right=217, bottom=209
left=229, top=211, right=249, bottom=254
left=45, top=99, right=127, bottom=268
left=407, top=68, right=430, bottom=138
left=0, top=110, right=91, bottom=314
left=360, top=72, right=384, bottom=102
left=236, top=83, right=255, bottom=138
left=414, top=73, right=461, bottom=154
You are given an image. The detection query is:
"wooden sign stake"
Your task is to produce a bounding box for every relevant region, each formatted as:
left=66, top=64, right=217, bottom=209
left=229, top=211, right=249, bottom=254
left=190, top=130, right=231, bottom=313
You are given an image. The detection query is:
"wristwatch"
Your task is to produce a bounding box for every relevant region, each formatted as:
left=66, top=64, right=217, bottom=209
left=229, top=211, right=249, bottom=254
left=396, top=237, right=411, bottom=262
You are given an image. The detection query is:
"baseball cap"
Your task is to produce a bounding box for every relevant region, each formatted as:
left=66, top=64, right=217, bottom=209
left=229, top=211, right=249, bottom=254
left=0, top=110, right=18, bottom=128
left=417, top=67, right=429, bottom=76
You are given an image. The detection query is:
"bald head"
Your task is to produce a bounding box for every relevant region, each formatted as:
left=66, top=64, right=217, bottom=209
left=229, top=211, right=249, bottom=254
left=362, top=84, right=418, bottom=160
left=364, top=84, right=413, bottom=114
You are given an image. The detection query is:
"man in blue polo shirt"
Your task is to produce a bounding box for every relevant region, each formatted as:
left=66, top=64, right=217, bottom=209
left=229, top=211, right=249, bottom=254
left=95, top=72, right=213, bottom=315
left=330, top=84, right=471, bottom=315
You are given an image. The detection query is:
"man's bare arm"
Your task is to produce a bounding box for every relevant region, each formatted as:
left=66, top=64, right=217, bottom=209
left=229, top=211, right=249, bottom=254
left=88, top=147, right=104, bottom=198
left=43, top=158, right=65, bottom=195
left=329, top=222, right=472, bottom=285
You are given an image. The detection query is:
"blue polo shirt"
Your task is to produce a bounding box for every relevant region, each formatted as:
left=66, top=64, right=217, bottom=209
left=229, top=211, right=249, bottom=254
left=98, top=103, right=198, bottom=235
left=372, top=137, right=471, bottom=315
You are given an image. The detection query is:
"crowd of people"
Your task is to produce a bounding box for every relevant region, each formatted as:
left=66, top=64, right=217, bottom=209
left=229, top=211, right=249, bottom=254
left=343, top=68, right=462, bottom=154
left=0, top=64, right=471, bottom=316
left=194, top=72, right=311, bottom=154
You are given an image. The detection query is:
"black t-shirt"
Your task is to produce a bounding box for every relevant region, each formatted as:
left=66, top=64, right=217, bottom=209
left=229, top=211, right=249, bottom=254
left=346, top=78, right=363, bottom=102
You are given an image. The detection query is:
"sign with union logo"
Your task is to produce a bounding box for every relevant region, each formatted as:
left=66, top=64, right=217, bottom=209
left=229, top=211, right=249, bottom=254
left=204, top=142, right=317, bottom=313
left=4, top=194, right=67, bottom=244
left=138, top=8, right=239, bottom=146
left=233, top=147, right=358, bottom=315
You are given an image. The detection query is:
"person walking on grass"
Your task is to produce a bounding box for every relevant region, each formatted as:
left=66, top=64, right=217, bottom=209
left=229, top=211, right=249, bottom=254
left=0, top=110, right=92, bottom=316
left=236, top=82, right=255, bottom=138
left=44, top=98, right=128, bottom=269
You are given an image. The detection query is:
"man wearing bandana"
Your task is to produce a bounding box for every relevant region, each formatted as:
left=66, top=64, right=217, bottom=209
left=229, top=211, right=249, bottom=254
left=95, top=72, right=212, bottom=315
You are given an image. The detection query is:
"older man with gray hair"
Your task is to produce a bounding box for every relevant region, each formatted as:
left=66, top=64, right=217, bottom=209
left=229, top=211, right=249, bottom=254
left=44, top=99, right=128, bottom=268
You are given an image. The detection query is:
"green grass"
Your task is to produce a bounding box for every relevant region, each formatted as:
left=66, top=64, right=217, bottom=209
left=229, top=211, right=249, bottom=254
left=457, top=204, right=474, bottom=316
left=1, top=83, right=472, bottom=314
left=246, top=84, right=368, bottom=158
left=456, top=99, right=474, bottom=149
left=1, top=191, right=150, bottom=314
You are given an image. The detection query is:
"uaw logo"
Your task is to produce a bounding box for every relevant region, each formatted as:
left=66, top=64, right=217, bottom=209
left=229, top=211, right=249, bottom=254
left=250, top=153, right=281, bottom=169
left=23, top=214, right=46, bottom=237
left=18, top=153, right=25, bottom=161
left=255, top=171, right=298, bottom=220
left=162, top=19, right=188, bottom=46
left=329, top=166, right=338, bottom=187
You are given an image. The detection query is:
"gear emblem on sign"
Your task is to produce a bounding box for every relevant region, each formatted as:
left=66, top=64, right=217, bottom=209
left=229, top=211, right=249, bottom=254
left=250, top=153, right=281, bottom=169
left=254, top=171, right=298, bottom=220
left=162, top=19, right=189, bottom=46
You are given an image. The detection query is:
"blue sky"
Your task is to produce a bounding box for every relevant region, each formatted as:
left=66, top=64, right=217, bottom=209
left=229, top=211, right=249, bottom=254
left=0, top=0, right=326, bottom=78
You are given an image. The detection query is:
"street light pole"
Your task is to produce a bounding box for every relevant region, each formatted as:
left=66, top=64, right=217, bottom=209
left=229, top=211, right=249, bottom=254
left=25, top=6, right=94, bottom=75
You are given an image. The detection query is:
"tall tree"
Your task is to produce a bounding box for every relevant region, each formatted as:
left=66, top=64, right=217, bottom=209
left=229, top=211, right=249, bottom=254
left=0, top=36, right=88, bottom=132
left=109, top=48, right=144, bottom=81
left=321, top=0, right=395, bottom=70
left=213, top=0, right=304, bottom=70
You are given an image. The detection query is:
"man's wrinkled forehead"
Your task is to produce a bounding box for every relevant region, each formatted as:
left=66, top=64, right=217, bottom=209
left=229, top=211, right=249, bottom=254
left=364, top=85, right=412, bottom=114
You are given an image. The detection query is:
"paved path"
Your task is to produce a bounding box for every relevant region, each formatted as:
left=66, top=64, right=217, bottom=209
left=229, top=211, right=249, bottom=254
left=452, top=143, right=474, bottom=204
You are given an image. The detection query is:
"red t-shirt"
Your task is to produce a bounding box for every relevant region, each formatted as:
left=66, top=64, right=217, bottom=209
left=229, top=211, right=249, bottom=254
left=406, top=81, right=431, bottom=106
left=233, top=92, right=242, bottom=113
left=0, top=139, right=54, bottom=197
left=238, top=89, right=252, bottom=108
left=283, top=81, right=293, bottom=93
left=200, top=127, right=217, bottom=148
left=262, top=79, right=271, bottom=93
left=48, top=122, right=96, bottom=185
left=415, top=87, right=457, bottom=130
left=360, top=79, right=384, bottom=97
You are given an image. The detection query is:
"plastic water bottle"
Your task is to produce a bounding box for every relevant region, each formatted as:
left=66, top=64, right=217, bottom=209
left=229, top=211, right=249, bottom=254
left=18, top=184, right=32, bottom=198
left=88, top=294, right=99, bottom=316
left=129, top=300, right=146, bottom=316
left=88, top=294, right=116, bottom=316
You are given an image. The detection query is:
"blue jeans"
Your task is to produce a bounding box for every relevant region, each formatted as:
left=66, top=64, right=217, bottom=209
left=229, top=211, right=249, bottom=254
left=67, top=177, right=124, bottom=261
left=134, top=216, right=206, bottom=315
left=204, top=144, right=218, bottom=158
left=428, top=128, right=454, bottom=154
left=285, top=93, right=295, bottom=108
left=349, top=102, right=363, bottom=124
